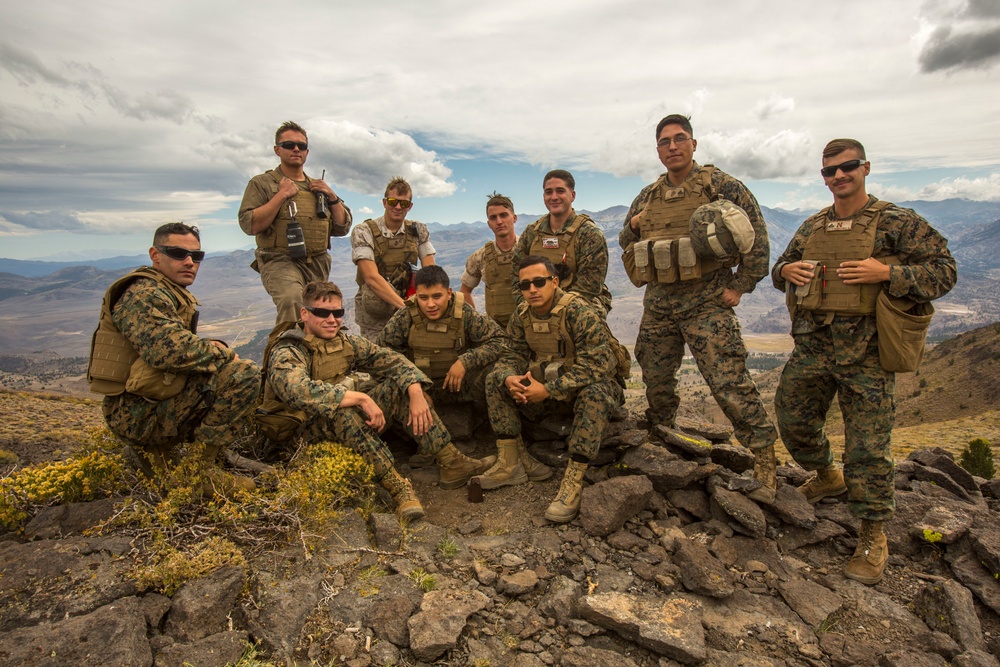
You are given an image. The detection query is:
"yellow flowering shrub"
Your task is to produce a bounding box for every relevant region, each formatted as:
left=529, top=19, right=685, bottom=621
left=274, top=440, right=373, bottom=527
left=133, top=535, right=246, bottom=595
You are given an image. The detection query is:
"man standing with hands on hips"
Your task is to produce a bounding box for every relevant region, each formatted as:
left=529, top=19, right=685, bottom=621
left=239, top=121, right=352, bottom=324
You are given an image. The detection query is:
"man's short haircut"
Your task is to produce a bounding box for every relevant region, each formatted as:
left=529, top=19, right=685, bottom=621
left=823, top=138, right=866, bottom=160
left=414, top=265, right=451, bottom=289
left=302, top=281, right=343, bottom=305
left=384, top=177, right=412, bottom=198
left=275, top=120, right=307, bottom=144
left=153, top=222, right=200, bottom=245
left=486, top=191, right=515, bottom=214
left=543, top=169, right=575, bottom=191
left=519, top=254, right=557, bottom=276
left=655, top=114, right=694, bottom=139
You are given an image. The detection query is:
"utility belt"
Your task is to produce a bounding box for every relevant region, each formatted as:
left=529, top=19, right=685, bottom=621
left=629, top=237, right=721, bottom=285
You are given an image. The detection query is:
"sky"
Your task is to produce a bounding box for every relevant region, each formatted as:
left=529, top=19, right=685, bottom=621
left=1, top=0, right=998, bottom=260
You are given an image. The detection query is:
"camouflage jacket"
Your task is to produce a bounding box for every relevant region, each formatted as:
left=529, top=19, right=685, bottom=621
left=511, top=211, right=611, bottom=313
left=110, top=272, right=235, bottom=377
left=266, top=332, right=431, bottom=421
left=494, top=288, right=615, bottom=402
left=376, top=296, right=507, bottom=374
left=772, top=196, right=957, bottom=363
left=619, top=162, right=770, bottom=315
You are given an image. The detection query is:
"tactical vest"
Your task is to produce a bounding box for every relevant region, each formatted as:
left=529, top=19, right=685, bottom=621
left=87, top=267, right=199, bottom=398
left=627, top=167, right=724, bottom=285
left=788, top=199, right=897, bottom=322
left=527, top=214, right=588, bottom=292
left=406, top=293, right=466, bottom=380
left=520, top=293, right=578, bottom=383
left=355, top=218, right=419, bottom=292
left=482, top=241, right=516, bottom=327
left=255, top=169, right=329, bottom=256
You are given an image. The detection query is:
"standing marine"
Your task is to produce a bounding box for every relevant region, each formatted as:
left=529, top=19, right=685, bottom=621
left=460, top=191, right=520, bottom=328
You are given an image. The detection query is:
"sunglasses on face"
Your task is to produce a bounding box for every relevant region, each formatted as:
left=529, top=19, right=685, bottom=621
left=518, top=276, right=555, bottom=291
left=820, top=159, right=865, bottom=178
left=385, top=197, right=413, bottom=210
left=155, top=245, right=206, bottom=262
left=277, top=141, right=309, bottom=151
left=304, top=305, right=345, bottom=319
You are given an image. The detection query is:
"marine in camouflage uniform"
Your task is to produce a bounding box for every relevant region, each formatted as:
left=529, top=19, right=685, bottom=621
left=480, top=255, right=624, bottom=522
left=773, top=138, right=957, bottom=584
left=511, top=170, right=612, bottom=315
left=377, top=269, right=506, bottom=409
left=619, top=115, right=776, bottom=456
left=92, top=224, right=259, bottom=490
left=238, top=121, right=352, bottom=324
left=461, top=191, right=520, bottom=328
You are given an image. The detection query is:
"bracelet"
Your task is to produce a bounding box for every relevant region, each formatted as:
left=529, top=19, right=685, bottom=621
left=329, top=197, right=342, bottom=206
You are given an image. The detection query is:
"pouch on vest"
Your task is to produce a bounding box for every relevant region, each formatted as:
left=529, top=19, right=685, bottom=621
left=361, top=284, right=401, bottom=321
left=876, top=291, right=934, bottom=373
left=255, top=407, right=305, bottom=443
left=622, top=243, right=647, bottom=288
left=124, top=356, right=187, bottom=401
left=676, top=238, right=701, bottom=281
left=652, top=240, right=677, bottom=284
left=634, top=240, right=656, bottom=285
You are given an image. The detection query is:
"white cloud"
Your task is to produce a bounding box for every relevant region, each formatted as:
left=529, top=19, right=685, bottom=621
left=751, top=95, right=795, bottom=121
left=870, top=173, right=1000, bottom=202
left=698, top=129, right=816, bottom=180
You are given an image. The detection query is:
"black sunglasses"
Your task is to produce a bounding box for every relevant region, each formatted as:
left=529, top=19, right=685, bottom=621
left=304, top=305, right=345, bottom=319
left=517, top=276, right=555, bottom=291
left=155, top=245, right=205, bottom=262
left=277, top=141, right=309, bottom=151
left=820, top=159, right=865, bottom=178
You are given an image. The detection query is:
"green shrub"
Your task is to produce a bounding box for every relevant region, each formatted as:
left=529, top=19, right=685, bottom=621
left=959, top=438, right=995, bottom=480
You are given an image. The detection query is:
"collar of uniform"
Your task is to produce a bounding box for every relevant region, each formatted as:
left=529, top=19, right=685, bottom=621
left=373, top=215, right=410, bottom=237
left=539, top=210, right=576, bottom=234
left=827, top=194, right=878, bottom=222
left=272, top=164, right=311, bottom=185
left=530, top=287, right=565, bottom=319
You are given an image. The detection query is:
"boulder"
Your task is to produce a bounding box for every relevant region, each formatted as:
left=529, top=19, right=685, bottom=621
left=579, top=475, right=653, bottom=537
left=407, top=589, right=490, bottom=661
left=912, top=580, right=987, bottom=652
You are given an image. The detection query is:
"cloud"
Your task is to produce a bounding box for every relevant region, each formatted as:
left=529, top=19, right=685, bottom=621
left=0, top=210, right=90, bottom=233
left=751, top=94, right=795, bottom=121
left=871, top=173, right=1000, bottom=202
left=698, top=129, right=816, bottom=180
left=916, top=0, right=1000, bottom=72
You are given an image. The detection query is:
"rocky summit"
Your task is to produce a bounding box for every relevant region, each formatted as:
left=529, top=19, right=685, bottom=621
left=1, top=404, right=1000, bottom=667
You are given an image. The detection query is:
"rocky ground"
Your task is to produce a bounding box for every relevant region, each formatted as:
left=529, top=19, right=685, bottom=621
left=2, top=395, right=1000, bottom=667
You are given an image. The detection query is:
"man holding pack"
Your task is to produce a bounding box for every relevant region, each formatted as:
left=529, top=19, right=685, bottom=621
left=773, top=138, right=956, bottom=584
left=619, top=113, right=778, bottom=502
left=476, top=255, right=625, bottom=523
left=88, top=222, right=259, bottom=495
left=461, top=192, right=519, bottom=328
left=511, top=170, right=612, bottom=316
left=351, top=177, right=437, bottom=340
left=378, top=265, right=506, bottom=410
left=258, top=281, right=494, bottom=522
left=239, top=121, right=352, bottom=324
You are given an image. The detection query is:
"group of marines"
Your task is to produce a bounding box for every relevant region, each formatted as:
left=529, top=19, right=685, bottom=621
left=88, top=116, right=956, bottom=586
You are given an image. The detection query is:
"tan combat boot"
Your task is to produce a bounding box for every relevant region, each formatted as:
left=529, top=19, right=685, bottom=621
left=202, top=468, right=257, bottom=497
left=475, top=438, right=529, bottom=490
left=798, top=465, right=848, bottom=504
left=436, top=444, right=496, bottom=490
left=380, top=469, right=425, bottom=522
left=748, top=445, right=777, bottom=503
left=544, top=460, right=588, bottom=523
left=844, top=520, right=888, bottom=584
left=518, top=439, right=553, bottom=482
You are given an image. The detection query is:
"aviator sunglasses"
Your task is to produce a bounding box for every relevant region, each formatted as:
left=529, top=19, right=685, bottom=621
left=155, top=246, right=206, bottom=262
left=517, top=276, right=555, bottom=291
left=304, top=305, right=346, bottom=319
left=820, top=159, right=866, bottom=179
left=277, top=141, right=309, bottom=151
left=385, top=197, right=413, bottom=210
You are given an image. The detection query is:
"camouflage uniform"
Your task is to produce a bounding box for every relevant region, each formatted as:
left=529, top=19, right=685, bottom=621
left=265, top=330, right=452, bottom=478
left=511, top=211, right=612, bottom=315
left=102, top=273, right=259, bottom=455
left=239, top=167, right=353, bottom=324
left=619, top=163, right=776, bottom=450
left=773, top=197, right=957, bottom=521
left=351, top=216, right=436, bottom=340
left=376, top=296, right=506, bottom=408
left=486, top=288, right=624, bottom=460
left=462, top=239, right=518, bottom=327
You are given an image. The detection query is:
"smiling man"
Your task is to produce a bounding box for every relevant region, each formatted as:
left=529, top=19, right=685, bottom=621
left=773, top=138, right=957, bottom=584
left=377, top=265, right=507, bottom=410
left=460, top=192, right=520, bottom=327
left=619, top=113, right=778, bottom=502
left=352, top=177, right=437, bottom=340
left=511, top=170, right=612, bottom=315
left=259, top=281, right=494, bottom=522
left=88, top=222, right=259, bottom=496
left=476, top=255, right=624, bottom=523
left=239, top=121, right=352, bottom=324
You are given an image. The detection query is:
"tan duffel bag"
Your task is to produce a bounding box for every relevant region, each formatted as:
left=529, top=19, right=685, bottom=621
left=875, top=290, right=934, bottom=373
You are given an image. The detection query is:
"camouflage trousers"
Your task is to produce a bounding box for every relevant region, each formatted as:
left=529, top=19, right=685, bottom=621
left=485, top=369, right=624, bottom=460
left=636, top=298, right=776, bottom=450
left=427, top=365, right=489, bottom=411
left=775, top=329, right=895, bottom=521
left=103, top=358, right=259, bottom=458
left=354, top=287, right=400, bottom=341
left=298, top=381, right=450, bottom=480
left=257, top=249, right=332, bottom=325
